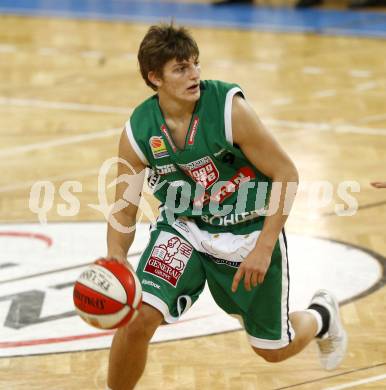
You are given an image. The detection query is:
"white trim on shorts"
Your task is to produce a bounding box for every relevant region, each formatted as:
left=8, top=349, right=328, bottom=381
left=224, top=87, right=243, bottom=145
left=124, top=119, right=149, bottom=165
left=247, top=335, right=292, bottom=350
left=245, top=231, right=295, bottom=350
left=142, top=291, right=179, bottom=323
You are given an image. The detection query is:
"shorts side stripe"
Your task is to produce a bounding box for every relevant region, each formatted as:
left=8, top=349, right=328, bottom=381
left=279, top=230, right=295, bottom=344
left=281, top=228, right=292, bottom=343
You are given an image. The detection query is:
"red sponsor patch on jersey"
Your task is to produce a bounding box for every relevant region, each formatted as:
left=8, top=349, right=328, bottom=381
left=179, top=156, right=219, bottom=189
left=193, top=166, right=256, bottom=207
left=160, top=125, right=177, bottom=152
left=187, top=116, right=199, bottom=145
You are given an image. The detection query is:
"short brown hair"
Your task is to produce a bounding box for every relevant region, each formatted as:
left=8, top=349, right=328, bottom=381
left=137, top=24, right=199, bottom=90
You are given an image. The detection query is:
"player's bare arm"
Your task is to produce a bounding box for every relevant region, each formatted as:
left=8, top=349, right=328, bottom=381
left=107, top=130, right=146, bottom=267
left=231, top=95, right=299, bottom=291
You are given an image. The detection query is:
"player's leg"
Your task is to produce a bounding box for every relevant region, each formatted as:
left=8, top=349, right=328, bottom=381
left=107, top=303, right=163, bottom=390
left=203, top=230, right=298, bottom=357
left=307, top=289, right=348, bottom=370
left=107, top=224, right=207, bottom=389
left=252, top=310, right=317, bottom=362
left=203, top=229, right=346, bottom=369
left=253, top=290, right=347, bottom=370
left=250, top=234, right=347, bottom=369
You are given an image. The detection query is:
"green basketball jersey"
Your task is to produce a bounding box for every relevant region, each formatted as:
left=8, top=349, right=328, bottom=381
left=125, top=80, right=271, bottom=234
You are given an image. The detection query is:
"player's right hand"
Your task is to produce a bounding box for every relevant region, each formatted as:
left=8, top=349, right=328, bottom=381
left=103, top=256, right=134, bottom=271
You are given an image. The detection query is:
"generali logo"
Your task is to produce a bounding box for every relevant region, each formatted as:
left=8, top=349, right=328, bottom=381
left=0, top=222, right=383, bottom=357
left=144, top=233, right=193, bottom=287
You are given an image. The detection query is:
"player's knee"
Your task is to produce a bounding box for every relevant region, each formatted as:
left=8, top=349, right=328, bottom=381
left=119, top=304, right=163, bottom=342
left=252, top=347, right=286, bottom=363
left=118, top=315, right=147, bottom=343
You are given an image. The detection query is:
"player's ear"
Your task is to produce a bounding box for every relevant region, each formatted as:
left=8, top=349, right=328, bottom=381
left=148, top=71, right=162, bottom=88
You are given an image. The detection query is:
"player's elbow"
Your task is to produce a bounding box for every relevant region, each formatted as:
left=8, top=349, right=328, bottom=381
left=287, top=163, right=299, bottom=185
left=274, top=162, right=299, bottom=185
left=108, top=204, right=138, bottom=229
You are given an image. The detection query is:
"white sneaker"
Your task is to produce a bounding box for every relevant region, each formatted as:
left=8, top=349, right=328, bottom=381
left=310, top=289, right=348, bottom=370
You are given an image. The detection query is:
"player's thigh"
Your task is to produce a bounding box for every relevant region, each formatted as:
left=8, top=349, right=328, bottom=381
left=135, top=226, right=206, bottom=323
left=203, top=231, right=294, bottom=349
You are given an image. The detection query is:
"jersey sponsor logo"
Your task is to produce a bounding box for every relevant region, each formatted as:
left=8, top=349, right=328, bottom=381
left=200, top=209, right=260, bottom=226
left=150, top=136, right=169, bottom=159
left=147, top=170, right=162, bottom=191
left=155, top=164, right=177, bottom=175
left=187, top=116, right=199, bottom=145
left=178, top=156, right=219, bottom=189
left=209, top=257, right=240, bottom=268
left=213, top=148, right=227, bottom=158
left=144, top=234, right=193, bottom=287
left=213, top=149, right=235, bottom=165
left=173, top=218, right=190, bottom=233
left=211, top=166, right=255, bottom=203
left=142, top=279, right=161, bottom=289
left=193, top=166, right=256, bottom=207
left=160, top=125, right=177, bottom=152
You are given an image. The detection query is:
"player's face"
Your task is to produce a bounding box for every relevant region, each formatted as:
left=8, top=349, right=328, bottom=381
left=157, top=57, right=201, bottom=102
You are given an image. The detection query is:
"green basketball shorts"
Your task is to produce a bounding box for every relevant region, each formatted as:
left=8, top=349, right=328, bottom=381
left=135, top=217, right=295, bottom=349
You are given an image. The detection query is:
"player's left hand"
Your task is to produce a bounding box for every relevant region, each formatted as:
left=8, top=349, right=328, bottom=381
left=371, top=181, right=386, bottom=189
left=231, top=244, right=273, bottom=292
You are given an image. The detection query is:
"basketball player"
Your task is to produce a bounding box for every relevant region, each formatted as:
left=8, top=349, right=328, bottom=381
left=106, top=24, right=347, bottom=390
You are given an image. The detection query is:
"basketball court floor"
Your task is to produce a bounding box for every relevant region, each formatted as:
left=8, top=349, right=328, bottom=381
left=0, top=1, right=385, bottom=389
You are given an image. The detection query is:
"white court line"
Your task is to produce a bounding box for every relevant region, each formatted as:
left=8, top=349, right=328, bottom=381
left=0, top=97, right=130, bottom=114
left=349, top=70, right=372, bottom=78
left=334, top=124, right=386, bottom=136
left=255, top=63, right=278, bottom=71
left=265, top=119, right=386, bottom=136
left=38, top=47, right=59, bottom=56
left=0, top=127, right=121, bottom=158
left=2, top=118, right=381, bottom=160
left=0, top=44, right=16, bottom=53
left=355, top=81, right=378, bottom=92
left=302, top=67, right=323, bottom=75
left=210, top=60, right=233, bottom=68
left=271, top=98, right=293, bottom=106
left=81, top=50, right=104, bottom=59
left=0, top=169, right=99, bottom=193
left=122, top=53, right=135, bottom=60
left=1, top=97, right=384, bottom=136
left=359, top=113, right=386, bottom=124
left=324, top=373, right=386, bottom=390
left=313, top=90, right=337, bottom=98
left=0, top=98, right=385, bottom=161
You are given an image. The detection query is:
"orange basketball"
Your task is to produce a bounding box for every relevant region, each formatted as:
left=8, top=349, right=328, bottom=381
left=73, top=258, right=142, bottom=329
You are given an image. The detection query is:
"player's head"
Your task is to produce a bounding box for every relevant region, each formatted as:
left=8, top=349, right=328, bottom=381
left=138, top=23, right=200, bottom=101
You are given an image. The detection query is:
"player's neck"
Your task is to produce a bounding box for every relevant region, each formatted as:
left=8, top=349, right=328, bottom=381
left=157, top=92, right=196, bottom=121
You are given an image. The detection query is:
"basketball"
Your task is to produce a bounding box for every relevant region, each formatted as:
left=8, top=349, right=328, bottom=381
left=73, top=258, right=142, bottom=329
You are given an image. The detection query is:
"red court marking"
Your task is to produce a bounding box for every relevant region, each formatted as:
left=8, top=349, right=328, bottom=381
left=0, top=314, right=212, bottom=348
left=0, top=231, right=52, bottom=247
left=0, top=331, right=115, bottom=348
